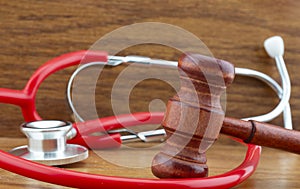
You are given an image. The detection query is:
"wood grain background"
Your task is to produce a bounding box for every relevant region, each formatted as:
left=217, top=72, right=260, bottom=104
left=0, top=0, right=299, bottom=188
left=0, top=0, right=300, bottom=136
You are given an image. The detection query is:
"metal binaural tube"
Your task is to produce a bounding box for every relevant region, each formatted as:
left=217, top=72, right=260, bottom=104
left=275, top=55, right=292, bottom=129
left=66, top=51, right=292, bottom=136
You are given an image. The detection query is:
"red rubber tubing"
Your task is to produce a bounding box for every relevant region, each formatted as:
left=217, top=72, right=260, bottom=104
left=72, top=112, right=164, bottom=136
left=69, top=112, right=164, bottom=149
left=0, top=50, right=107, bottom=122
left=0, top=136, right=260, bottom=189
left=68, top=133, right=122, bottom=149
left=0, top=51, right=261, bottom=188
left=0, top=112, right=261, bottom=188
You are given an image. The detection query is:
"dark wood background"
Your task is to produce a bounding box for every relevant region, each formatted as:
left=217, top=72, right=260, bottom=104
left=0, top=0, right=299, bottom=188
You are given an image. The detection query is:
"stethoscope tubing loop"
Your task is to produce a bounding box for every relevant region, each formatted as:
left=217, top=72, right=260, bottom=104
left=0, top=50, right=289, bottom=188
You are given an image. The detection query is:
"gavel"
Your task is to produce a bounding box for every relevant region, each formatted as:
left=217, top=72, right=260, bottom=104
left=151, top=53, right=300, bottom=178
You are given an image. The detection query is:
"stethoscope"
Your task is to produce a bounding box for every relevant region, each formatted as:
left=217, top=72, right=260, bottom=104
left=0, top=36, right=293, bottom=188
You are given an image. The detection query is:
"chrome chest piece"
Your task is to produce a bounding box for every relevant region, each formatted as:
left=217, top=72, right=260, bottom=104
left=10, top=120, right=88, bottom=166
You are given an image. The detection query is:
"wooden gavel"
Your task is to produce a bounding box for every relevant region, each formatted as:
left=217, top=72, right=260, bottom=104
left=151, top=53, right=300, bottom=178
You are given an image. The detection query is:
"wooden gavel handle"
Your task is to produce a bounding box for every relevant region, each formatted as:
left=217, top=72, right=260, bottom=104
left=222, top=118, right=300, bottom=154
left=152, top=53, right=299, bottom=179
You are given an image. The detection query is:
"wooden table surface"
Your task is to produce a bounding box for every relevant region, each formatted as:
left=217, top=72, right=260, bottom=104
left=0, top=0, right=299, bottom=188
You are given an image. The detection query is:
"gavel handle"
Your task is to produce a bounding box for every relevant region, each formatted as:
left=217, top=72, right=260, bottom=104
left=221, top=117, right=300, bottom=154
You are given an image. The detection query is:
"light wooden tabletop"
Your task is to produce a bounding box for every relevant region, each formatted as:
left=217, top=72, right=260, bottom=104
left=0, top=136, right=299, bottom=189
left=0, top=0, right=300, bottom=188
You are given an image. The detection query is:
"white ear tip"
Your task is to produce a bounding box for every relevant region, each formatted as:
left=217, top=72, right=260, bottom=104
left=264, top=36, right=284, bottom=58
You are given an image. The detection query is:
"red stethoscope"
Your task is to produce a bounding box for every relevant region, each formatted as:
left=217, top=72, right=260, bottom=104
left=0, top=50, right=261, bottom=188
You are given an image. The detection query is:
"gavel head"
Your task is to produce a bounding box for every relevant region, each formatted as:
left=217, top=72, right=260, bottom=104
left=151, top=53, right=235, bottom=178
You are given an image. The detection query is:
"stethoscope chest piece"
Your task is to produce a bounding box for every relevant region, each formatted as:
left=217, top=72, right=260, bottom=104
left=9, top=120, right=88, bottom=166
